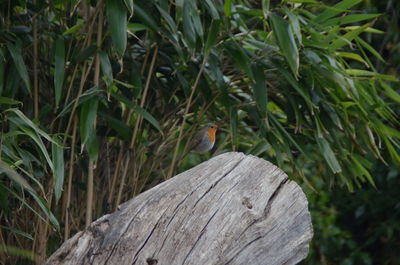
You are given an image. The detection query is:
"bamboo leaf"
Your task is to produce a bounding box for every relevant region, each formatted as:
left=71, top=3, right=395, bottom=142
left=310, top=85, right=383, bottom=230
left=224, top=40, right=253, bottom=79
left=204, top=0, right=220, bottom=19
left=7, top=42, right=31, bottom=93
left=330, top=23, right=371, bottom=50
left=106, top=0, right=128, bottom=57
left=183, top=1, right=197, bottom=46
left=86, top=129, right=99, bottom=161
left=99, top=50, right=113, bottom=88
left=336, top=52, right=368, bottom=65
left=355, top=36, right=384, bottom=62
left=80, top=98, right=98, bottom=146
left=100, top=111, right=132, bottom=140
left=316, top=137, right=342, bottom=174
left=6, top=109, right=60, bottom=146
left=224, top=0, right=232, bottom=17
left=123, top=0, right=134, bottom=15
left=0, top=97, right=22, bottom=105
left=0, top=226, right=33, bottom=241
left=270, top=13, right=299, bottom=76
left=52, top=139, right=64, bottom=204
left=313, top=0, right=362, bottom=24
left=133, top=3, right=159, bottom=32
left=251, top=63, right=267, bottom=114
left=110, top=91, right=162, bottom=132
left=323, top=13, right=381, bottom=27
left=204, top=20, right=221, bottom=54
left=0, top=160, right=35, bottom=194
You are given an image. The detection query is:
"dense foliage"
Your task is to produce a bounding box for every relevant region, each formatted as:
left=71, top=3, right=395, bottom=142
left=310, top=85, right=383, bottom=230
left=0, top=0, right=398, bottom=264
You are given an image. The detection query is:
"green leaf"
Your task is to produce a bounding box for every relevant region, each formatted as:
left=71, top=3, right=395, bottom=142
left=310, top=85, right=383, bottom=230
left=6, top=109, right=59, bottom=146
left=100, top=111, right=132, bottom=140
left=380, top=81, right=400, bottom=104
left=0, top=226, right=33, bottom=241
left=72, top=44, right=97, bottom=63
left=251, top=63, right=267, bottom=114
left=284, top=8, right=302, bottom=44
left=106, top=0, right=128, bottom=57
left=127, top=23, right=149, bottom=33
left=272, top=60, right=314, bottom=108
left=133, top=2, right=159, bottom=32
left=0, top=245, right=37, bottom=260
left=183, top=1, right=198, bottom=46
left=80, top=98, right=98, bottom=146
left=204, top=0, right=220, bottom=19
left=270, top=13, right=299, bottom=76
left=52, top=139, right=64, bottom=204
left=382, top=136, right=400, bottom=165
left=0, top=97, right=22, bottom=105
left=323, top=13, right=380, bottom=27
left=204, top=20, right=221, bottom=54
left=269, top=114, right=307, bottom=155
left=7, top=42, right=31, bottom=93
left=86, top=130, right=99, bottom=161
left=350, top=155, right=375, bottom=187
left=224, top=0, right=232, bottom=17
left=54, top=37, right=65, bottom=108
left=99, top=50, right=113, bottom=88
left=0, top=162, right=60, bottom=230
left=345, top=69, right=397, bottom=81
left=63, top=23, right=84, bottom=35
left=336, top=52, right=368, bottom=65
left=262, top=0, right=270, bottom=18
left=313, top=0, right=362, bottom=24
left=316, top=137, right=342, bottom=174
left=123, top=0, right=133, bottom=14
left=224, top=40, right=253, bottom=79
left=330, top=23, right=371, bottom=49
left=9, top=121, right=54, bottom=172
left=0, top=160, right=35, bottom=194
left=355, top=36, right=384, bottom=62
left=110, top=91, right=162, bottom=132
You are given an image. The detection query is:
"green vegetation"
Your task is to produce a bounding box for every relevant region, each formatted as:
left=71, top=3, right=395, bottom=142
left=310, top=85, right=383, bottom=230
left=0, top=0, right=398, bottom=264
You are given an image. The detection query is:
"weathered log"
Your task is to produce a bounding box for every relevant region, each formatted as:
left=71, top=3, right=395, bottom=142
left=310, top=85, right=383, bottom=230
left=45, top=152, right=313, bottom=265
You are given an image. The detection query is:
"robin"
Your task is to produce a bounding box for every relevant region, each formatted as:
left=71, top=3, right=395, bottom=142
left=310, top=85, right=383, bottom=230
left=188, top=124, right=218, bottom=154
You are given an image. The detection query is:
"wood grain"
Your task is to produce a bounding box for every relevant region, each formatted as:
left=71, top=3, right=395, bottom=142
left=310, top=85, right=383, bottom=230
left=45, top=152, right=313, bottom=265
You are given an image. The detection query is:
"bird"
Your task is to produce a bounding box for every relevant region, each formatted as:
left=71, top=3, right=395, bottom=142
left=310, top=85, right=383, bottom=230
left=188, top=124, right=218, bottom=154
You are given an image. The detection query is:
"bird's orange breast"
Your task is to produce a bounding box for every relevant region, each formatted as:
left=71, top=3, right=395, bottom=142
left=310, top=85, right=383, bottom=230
left=207, top=127, right=217, bottom=143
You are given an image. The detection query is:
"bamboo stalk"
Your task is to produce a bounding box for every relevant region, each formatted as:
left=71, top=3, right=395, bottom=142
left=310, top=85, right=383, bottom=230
left=86, top=1, right=104, bottom=227
left=64, top=117, right=77, bottom=239
left=107, top=143, right=123, bottom=208
left=32, top=0, right=39, bottom=119
left=115, top=153, right=130, bottom=209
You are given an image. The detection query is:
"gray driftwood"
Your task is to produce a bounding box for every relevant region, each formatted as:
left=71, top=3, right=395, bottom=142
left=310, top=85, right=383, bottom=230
left=45, top=152, right=313, bottom=265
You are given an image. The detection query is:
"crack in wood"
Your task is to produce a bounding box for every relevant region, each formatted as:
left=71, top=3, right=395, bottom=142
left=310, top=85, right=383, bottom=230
left=182, top=209, right=219, bottom=265
left=234, top=175, right=288, bottom=243
left=192, top=158, right=244, bottom=209
left=130, top=206, right=172, bottom=264
left=103, top=202, right=149, bottom=265
left=222, top=236, right=263, bottom=265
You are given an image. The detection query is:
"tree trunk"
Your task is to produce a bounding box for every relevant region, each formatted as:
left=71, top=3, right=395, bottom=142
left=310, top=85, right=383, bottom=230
left=45, top=152, right=313, bottom=265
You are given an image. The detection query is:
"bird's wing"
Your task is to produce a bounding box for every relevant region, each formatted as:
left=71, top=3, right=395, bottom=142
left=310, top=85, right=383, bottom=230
left=188, top=129, right=204, bottom=151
